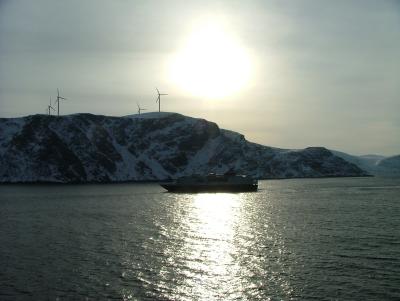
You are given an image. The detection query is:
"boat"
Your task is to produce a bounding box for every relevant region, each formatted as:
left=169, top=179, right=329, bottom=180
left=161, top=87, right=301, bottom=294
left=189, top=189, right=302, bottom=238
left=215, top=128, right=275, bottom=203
left=160, top=172, right=258, bottom=193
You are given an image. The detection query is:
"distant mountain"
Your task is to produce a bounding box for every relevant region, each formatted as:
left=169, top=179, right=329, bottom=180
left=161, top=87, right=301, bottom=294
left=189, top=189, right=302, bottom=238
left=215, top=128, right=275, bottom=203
left=376, top=155, right=400, bottom=176
left=331, top=151, right=400, bottom=176
left=0, top=112, right=367, bottom=183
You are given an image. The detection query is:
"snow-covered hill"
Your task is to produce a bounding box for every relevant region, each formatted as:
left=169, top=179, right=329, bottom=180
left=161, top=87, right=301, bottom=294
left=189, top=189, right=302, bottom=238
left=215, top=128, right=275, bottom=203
left=377, top=155, right=400, bottom=170
left=331, top=151, right=400, bottom=176
left=0, top=112, right=367, bottom=183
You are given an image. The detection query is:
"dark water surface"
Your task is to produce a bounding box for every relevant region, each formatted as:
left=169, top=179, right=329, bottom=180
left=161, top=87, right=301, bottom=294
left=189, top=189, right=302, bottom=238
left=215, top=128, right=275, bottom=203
left=1, top=177, right=399, bottom=300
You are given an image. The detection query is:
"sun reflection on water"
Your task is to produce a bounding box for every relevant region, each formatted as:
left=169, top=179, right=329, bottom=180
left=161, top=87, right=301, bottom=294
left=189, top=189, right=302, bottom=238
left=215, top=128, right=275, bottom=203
left=177, top=193, right=242, bottom=300
left=145, top=190, right=294, bottom=300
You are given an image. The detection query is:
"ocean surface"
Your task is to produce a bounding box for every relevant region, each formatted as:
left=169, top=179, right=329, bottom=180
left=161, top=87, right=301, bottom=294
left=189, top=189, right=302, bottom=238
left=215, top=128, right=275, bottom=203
left=0, top=177, right=399, bottom=300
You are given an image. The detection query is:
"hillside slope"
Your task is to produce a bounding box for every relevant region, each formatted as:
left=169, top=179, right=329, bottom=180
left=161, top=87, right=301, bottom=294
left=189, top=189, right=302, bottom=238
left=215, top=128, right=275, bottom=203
left=0, top=112, right=367, bottom=183
left=376, top=155, right=400, bottom=176
left=332, top=150, right=400, bottom=176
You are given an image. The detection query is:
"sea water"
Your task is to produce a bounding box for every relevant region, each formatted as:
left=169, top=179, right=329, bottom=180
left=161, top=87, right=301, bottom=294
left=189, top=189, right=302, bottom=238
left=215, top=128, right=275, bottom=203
left=0, top=177, right=399, bottom=300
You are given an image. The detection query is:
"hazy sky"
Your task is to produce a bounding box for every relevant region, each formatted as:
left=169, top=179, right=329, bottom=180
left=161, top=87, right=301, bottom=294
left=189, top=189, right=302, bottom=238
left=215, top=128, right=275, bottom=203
left=0, top=0, right=399, bottom=156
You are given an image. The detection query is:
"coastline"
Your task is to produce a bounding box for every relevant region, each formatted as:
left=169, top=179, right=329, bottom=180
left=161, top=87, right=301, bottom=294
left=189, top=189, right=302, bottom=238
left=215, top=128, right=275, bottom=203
left=0, top=174, right=375, bottom=185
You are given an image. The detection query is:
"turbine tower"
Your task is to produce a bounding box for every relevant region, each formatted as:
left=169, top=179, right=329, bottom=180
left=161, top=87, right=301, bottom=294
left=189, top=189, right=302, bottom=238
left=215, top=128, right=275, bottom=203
left=55, top=88, right=67, bottom=116
left=156, top=88, right=167, bottom=112
left=137, top=103, right=147, bottom=115
left=47, top=97, right=55, bottom=115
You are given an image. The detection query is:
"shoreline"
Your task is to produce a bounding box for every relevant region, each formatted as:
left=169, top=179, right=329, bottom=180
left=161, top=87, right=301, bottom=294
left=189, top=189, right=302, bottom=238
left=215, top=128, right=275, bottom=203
left=0, top=174, right=374, bottom=185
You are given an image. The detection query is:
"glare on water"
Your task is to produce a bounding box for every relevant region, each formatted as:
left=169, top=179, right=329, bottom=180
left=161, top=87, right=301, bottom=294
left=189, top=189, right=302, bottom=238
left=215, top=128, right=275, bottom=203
left=179, top=193, right=240, bottom=299
left=154, top=191, right=293, bottom=300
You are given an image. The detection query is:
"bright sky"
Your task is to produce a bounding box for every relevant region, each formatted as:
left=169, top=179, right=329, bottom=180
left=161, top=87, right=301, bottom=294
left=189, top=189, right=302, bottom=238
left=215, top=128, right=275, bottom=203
left=0, top=0, right=399, bottom=156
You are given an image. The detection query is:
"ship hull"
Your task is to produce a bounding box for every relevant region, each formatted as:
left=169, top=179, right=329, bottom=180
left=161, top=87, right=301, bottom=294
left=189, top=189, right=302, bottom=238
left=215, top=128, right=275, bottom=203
left=160, top=183, right=258, bottom=193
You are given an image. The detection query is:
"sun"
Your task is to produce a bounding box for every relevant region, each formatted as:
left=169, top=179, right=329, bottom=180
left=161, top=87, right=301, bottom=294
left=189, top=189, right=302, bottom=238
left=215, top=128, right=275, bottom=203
left=168, top=21, right=252, bottom=99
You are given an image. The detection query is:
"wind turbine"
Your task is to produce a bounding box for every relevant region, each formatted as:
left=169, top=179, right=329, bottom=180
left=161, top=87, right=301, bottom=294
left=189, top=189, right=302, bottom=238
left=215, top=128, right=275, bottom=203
left=55, top=88, right=67, bottom=116
left=47, top=97, right=55, bottom=115
left=137, top=103, right=147, bottom=115
left=155, top=88, right=167, bottom=112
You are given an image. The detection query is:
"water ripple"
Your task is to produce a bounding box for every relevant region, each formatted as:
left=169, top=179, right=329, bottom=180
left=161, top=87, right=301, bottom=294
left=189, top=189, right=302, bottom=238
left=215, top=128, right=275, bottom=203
left=0, top=178, right=399, bottom=300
